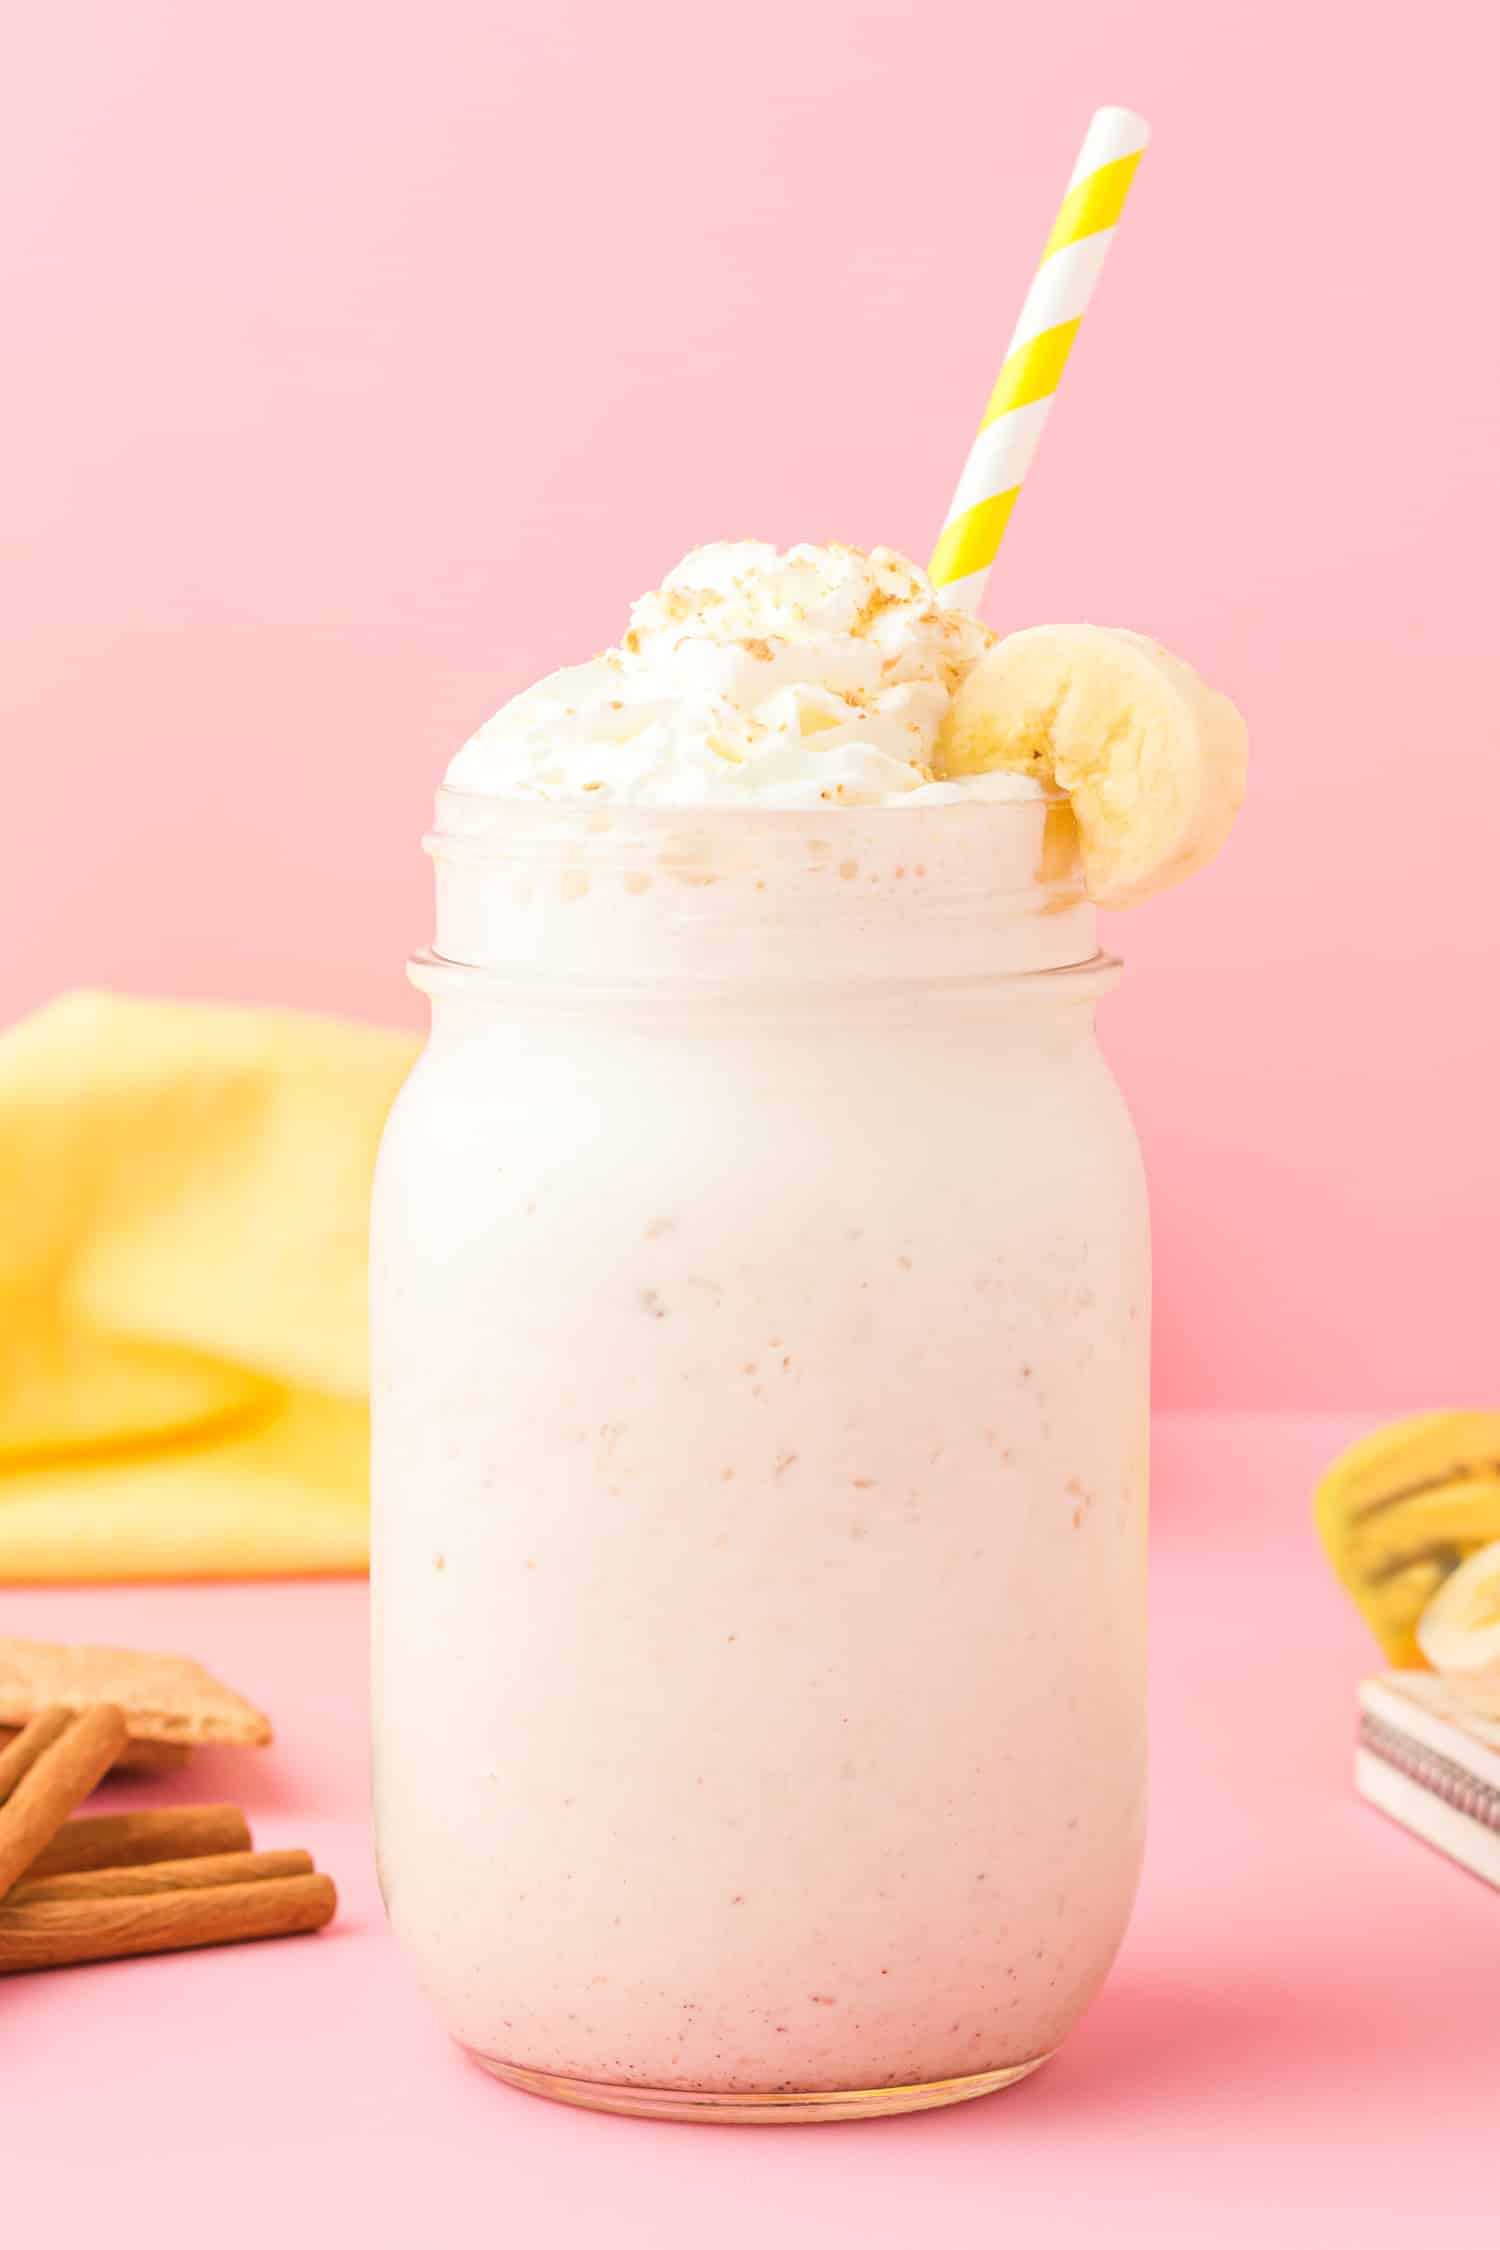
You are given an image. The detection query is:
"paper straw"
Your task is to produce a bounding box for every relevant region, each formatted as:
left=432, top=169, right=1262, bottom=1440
left=929, top=106, right=1150, bottom=614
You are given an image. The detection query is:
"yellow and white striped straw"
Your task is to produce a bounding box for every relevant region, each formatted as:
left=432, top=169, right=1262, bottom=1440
left=930, top=106, right=1150, bottom=613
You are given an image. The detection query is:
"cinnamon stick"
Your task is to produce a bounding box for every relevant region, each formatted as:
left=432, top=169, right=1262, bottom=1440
left=0, top=1727, right=193, bottom=1782
left=0, top=1708, right=73, bottom=1805
left=0, top=1871, right=337, bottom=1975
left=9, top=1849, right=313, bottom=1906
left=26, top=1803, right=252, bottom=1880
left=0, top=1705, right=129, bottom=1903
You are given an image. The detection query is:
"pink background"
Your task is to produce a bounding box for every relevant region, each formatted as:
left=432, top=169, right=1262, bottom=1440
left=5, top=0, right=1496, bottom=1408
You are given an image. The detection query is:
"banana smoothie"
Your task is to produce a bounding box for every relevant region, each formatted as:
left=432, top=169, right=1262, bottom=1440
left=370, top=542, right=1247, bottom=2121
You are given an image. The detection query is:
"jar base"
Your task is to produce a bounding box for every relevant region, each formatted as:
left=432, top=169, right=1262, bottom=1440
left=468, top=2049, right=1051, bottom=2124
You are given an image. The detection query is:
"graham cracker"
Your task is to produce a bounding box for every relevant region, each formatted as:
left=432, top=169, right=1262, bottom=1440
left=0, top=1640, right=272, bottom=1749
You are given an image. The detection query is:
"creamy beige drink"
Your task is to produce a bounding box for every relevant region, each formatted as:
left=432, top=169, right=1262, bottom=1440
left=370, top=543, right=1244, bottom=2121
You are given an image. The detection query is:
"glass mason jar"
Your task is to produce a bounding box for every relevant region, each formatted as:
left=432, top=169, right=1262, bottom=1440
left=370, top=787, right=1150, bottom=2124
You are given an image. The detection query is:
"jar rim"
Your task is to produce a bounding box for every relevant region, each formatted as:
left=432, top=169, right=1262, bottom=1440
left=421, top=784, right=1102, bottom=985
left=408, top=944, right=1123, bottom=1005
left=432, top=778, right=1067, bottom=825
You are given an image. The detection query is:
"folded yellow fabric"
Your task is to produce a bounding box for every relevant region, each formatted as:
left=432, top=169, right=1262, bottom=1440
left=0, top=991, right=417, bottom=1580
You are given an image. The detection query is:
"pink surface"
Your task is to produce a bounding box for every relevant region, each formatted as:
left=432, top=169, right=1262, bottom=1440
left=3, top=4, right=1497, bottom=1411
left=3, top=1414, right=1494, bottom=2242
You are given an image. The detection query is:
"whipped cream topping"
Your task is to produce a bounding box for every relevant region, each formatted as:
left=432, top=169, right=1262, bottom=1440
left=446, top=542, right=1044, bottom=808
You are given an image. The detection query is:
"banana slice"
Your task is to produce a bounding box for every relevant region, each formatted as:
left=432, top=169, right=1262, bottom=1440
left=935, top=625, right=1248, bottom=908
left=1416, top=1537, right=1500, bottom=1694
left=1313, top=1411, right=1500, bottom=1665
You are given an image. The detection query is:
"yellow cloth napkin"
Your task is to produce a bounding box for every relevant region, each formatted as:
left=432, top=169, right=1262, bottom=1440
left=0, top=991, right=417, bottom=1581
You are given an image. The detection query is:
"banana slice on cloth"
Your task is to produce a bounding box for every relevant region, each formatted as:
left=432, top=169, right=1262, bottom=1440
left=1314, top=1412, right=1500, bottom=1666
left=1417, top=1537, right=1500, bottom=1699
left=936, top=625, right=1248, bottom=907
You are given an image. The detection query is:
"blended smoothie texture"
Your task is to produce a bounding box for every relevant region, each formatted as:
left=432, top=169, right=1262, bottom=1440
left=370, top=541, right=1169, bottom=2111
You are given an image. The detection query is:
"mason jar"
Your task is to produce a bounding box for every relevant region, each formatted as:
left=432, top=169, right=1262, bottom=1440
left=370, top=786, right=1150, bottom=2123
